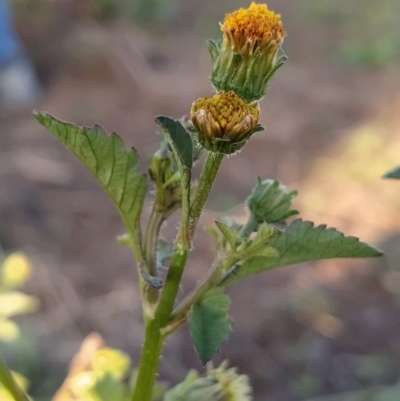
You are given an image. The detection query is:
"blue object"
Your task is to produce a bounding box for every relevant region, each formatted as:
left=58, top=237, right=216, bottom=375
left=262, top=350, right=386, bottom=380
left=0, top=0, right=20, bottom=66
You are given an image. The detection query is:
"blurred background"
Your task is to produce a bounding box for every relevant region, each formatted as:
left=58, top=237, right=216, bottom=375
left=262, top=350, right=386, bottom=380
left=1, top=0, right=400, bottom=400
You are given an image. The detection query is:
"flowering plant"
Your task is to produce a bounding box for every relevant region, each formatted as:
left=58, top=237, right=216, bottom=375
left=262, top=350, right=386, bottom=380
left=0, top=3, right=382, bottom=401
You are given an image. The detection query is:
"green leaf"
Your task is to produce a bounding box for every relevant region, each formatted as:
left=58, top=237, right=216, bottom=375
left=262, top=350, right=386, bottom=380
left=215, top=221, right=237, bottom=250
left=189, top=288, right=232, bottom=365
left=155, top=116, right=193, bottom=170
left=34, top=112, right=147, bottom=251
left=236, top=223, right=280, bottom=259
left=221, top=219, right=382, bottom=286
left=383, top=166, right=400, bottom=179
left=90, top=374, right=126, bottom=401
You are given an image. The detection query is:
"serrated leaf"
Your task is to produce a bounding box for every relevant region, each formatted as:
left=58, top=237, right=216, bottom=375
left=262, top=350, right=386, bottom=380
left=383, top=166, right=400, bottom=179
left=35, top=112, right=147, bottom=238
left=189, top=288, right=232, bottom=365
left=155, top=116, right=193, bottom=170
left=221, top=219, right=382, bottom=286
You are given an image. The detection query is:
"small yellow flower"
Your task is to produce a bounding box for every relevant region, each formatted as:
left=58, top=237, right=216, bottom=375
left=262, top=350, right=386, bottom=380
left=208, top=2, right=287, bottom=103
left=1, top=253, right=32, bottom=288
left=222, top=2, right=285, bottom=56
left=190, top=91, right=261, bottom=154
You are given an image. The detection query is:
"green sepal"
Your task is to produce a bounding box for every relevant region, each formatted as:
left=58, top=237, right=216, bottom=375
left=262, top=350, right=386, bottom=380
left=206, top=39, right=221, bottom=65
left=189, top=124, right=264, bottom=155
left=220, top=219, right=383, bottom=286
left=383, top=166, right=400, bottom=179
left=189, top=288, right=232, bottom=365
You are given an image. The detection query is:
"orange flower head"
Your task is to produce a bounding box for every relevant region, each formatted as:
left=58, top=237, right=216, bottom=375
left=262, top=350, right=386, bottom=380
left=208, top=3, right=287, bottom=103
left=221, top=2, right=285, bottom=55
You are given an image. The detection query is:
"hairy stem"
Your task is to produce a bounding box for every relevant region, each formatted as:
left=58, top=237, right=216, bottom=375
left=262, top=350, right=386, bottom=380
left=239, top=213, right=259, bottom=238
left=130, top=319, right=165, bottom=401
left=189, top=152, right=224, bottom=238
left=166, top=256, right=233, bottom=335
left=132, top=154, right=223, bottom=400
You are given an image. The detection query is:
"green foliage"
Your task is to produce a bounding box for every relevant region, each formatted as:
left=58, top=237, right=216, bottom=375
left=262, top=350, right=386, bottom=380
left=299, top=0, right=400, bottom=67
left=306, top=382, right=400, bottom=401
left=221, top=219, right=382, bottom=286
left=34, top=112, right=147, bottom=241
left=189, top=289, right=232, bottom=365
left=0, top=362, right=29, bottom=401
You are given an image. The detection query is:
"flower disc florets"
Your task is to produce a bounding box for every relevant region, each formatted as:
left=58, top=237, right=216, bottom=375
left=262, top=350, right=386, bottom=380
left=222, top=2, right=285, bottom=56
left=190, top=91, right=261, bottom=154
left=208, top=2, right=287, bottom=103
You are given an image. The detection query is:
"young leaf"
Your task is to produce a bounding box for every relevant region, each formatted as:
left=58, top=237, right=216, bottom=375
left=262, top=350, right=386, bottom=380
left=236, top=223, right=280, bottom=259
left=221, top=219, right=382, bottom=286
left=215, top=220, right=237, bottom=250
left=383, top=166, right=400, bottom=179
left=155, top=116, right=193, bottom=170
left=34, top=112, right=147, bottom=238
left=189, top=288, right=232, bottom=365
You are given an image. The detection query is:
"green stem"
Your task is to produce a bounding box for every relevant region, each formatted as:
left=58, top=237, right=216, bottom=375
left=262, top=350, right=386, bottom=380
left=131, top=175, right=189, bottom=401
left=0, top=356, right=29, bottom=401
left=156, top=249, right=189, bottom=324
left=166, top=256, right=233, bottom=336
left=131, top=154, right=223, bottom=400
left=239, top=213, right=259, bottom=238
left=131, top=249, right=188, bottom=401
left=130, top=319, right=165, bottom=401
left=189, top=152, right=224, bottom=238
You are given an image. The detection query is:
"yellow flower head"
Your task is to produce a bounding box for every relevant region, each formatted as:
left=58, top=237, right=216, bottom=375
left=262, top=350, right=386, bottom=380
left=207, top=3, right=287, bottom=103
left=222, top=2, right=285, bottom=55
left=191, top=91, right=259, bottom=144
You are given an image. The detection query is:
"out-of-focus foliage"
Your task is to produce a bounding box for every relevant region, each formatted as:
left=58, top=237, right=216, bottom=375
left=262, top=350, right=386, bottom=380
left=0, top=370, right=29, bottom=401
left=300, top=0, right=400, bottom=66
left=53, top=333, right=167, bottom=401
left=384, top=167, right=400, bottom=180
left=0, top=253, right=38, bottom=342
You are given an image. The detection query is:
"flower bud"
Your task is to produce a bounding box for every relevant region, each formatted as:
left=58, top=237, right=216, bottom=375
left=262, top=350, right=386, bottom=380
left=164, top=362, right=251, bottom=401
left=148, top=146, right=173, bottom=184
left=190, top=91, right=262, bottom=154
left=247, top=178, right=298, bottom=225
left=208, top=2, right=286, bottom=103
